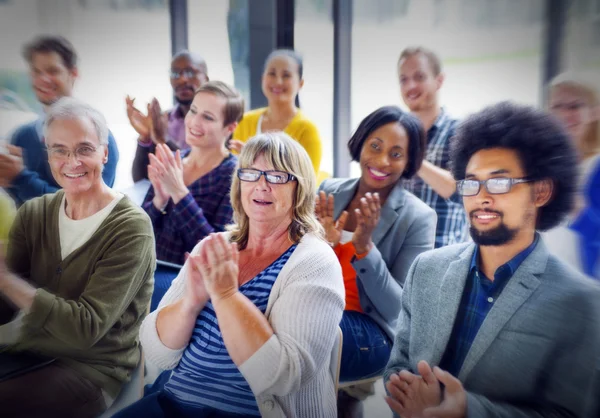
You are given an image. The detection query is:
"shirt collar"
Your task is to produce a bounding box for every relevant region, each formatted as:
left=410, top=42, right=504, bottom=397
left=169, top=104, right=186, bottom=120
left=431, top=107, right=449, bottom=130
left=470, top=233, right=540, bottom=282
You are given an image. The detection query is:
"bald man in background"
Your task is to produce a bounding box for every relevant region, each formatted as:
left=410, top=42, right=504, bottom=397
left=127, top=50, right=209, bottom=182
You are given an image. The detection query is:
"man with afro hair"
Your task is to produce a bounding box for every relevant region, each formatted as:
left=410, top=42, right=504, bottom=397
left=384, top=101, right=600, bottom=418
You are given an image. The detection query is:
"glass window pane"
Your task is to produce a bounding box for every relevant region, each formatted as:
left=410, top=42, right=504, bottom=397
left=0, top=0, right=171, bottom=190
left=188, top=0, right=249, bottom=104
left=351, top=0, right=545, bottom=176
left=295, top=0, right=334, bottom=176
left=565, top=0, right=600, bottom=72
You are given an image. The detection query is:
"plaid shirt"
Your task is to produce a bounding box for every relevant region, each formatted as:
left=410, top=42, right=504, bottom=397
left=143, top=152, right=237, bottom=265
left=439, top=235, right=539, bottom=377
left=403, top=108, right=468, bottom=248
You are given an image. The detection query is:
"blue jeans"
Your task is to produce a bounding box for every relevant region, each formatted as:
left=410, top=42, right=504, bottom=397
left=112, top=390, right=247, bottom=418
left=339, top=310, right=392, bottom=382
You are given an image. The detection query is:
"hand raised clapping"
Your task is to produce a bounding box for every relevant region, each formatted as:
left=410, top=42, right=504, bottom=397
left=315, top=191, right=349, bottom=248
left=352, top=192, right=380, bottom=255
left=189, top=233, right=240, bottom=303
left=125, top=95, right=151, bottom=139
left=148, top=143, right=189, bottom=207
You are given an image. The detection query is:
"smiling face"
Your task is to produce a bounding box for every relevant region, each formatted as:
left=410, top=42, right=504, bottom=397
left=549, top=85, right=598, bottom=155
left=171, top=55, right=208, bottom=106
left=184, top=91, right=236, bottom=149
left=46, top=117, right=107, bottom=196
left=463, top=148, right=544, bottom=246
left=398, top=53, right=443, bottom=112
left=261, top=55, right=303, bottom=105
left=359, top=122, right=409, bottom=193
left=240, top=153, right=296, bottom=229
left=29, top=51, right=77, bottom=106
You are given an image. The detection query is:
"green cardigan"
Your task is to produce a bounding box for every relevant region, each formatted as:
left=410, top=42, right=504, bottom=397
left=2, top=191, right=156, bottom=398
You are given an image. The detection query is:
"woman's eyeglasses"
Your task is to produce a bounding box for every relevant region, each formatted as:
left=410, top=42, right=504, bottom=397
left=237, top=168, right=296, bottom=184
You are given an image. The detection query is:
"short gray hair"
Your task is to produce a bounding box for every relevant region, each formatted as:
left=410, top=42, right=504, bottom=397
left=44, top=97, right=109, bottom=146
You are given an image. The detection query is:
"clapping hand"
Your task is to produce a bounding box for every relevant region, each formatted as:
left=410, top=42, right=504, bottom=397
left=0, top=145, right=24, bottom=187
left=182, top=246, right=210, bottom=314
left=148, top=98, right=168, bottom=145
left=148, top=143, right=189, bottom=205
left=189, top=233, right=240, bottom=303
left=125, top=95, right=151, bottom=139
left=385, top=361, right=442, bottom=418
left=352, top=192, right=380, bottom=255
left=228, top=139, right=245, bottom=154
left=423, top=367, right=467, bottom=418
left=315, top=191, right=349, bottom=248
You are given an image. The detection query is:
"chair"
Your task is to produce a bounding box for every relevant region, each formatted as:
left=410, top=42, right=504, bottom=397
left=330, top=326, right=343, bottom=395
left=99, top=347, right=145, bottom=417
left=151, top=260, right=183, bottom=311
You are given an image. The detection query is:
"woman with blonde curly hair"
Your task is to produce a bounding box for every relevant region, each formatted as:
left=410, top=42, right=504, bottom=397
left=116, top=132, right=344, bottom=418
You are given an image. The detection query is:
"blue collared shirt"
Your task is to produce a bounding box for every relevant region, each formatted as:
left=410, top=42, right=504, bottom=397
left=439, top=234, right=539, bottom=376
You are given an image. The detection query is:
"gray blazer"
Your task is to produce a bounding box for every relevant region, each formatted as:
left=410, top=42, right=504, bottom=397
left=319, top=178, right=436, bottom=340
left=384, top=239, right=600, bottom=417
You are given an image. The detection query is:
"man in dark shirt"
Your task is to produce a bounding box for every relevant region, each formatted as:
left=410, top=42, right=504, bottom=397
left=127, top=50, right=208, bottom=182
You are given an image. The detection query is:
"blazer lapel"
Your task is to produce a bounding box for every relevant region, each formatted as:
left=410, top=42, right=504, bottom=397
left=458, top=242, right=548, bottom=381
left=332, top=179, right=358, bottom=220
left=430, top=245, right=475, bottom=365
left=371, top=182, right=406, bottom=246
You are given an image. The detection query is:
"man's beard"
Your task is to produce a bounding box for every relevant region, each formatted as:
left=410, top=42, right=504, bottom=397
left=469, top=223, right=518, bottom=246
left=469, top=209, right=519, bottom=246
left=175, top=96, right=192, bottom=106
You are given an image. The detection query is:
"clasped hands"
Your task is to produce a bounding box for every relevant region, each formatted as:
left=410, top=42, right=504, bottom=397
left=0, top=145, right=24, bottom=187
left=386, top=360, right=467, bottom=418
left=148, top=144, right=189, bottom=209
left=125, top=95, right=167, bottom=145
left=183, top=233, right=240, bottom=312
left=315, top=190, right=380, bottom=255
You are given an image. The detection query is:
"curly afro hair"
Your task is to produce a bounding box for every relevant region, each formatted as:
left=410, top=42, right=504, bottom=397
left=450, top=101, right=578, bottom=231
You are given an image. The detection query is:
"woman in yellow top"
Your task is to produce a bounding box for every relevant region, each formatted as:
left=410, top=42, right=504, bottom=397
left=230, top=49, right=323, bottom=174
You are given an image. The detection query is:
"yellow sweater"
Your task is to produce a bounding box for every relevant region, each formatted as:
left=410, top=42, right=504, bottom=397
left=0, top=189, right=15, bottom=251
left=233, top=107, right=322, bottom=173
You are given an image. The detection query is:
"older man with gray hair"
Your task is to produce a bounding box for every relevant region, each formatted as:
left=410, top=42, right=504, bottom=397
left=0, top=97, right=155, bottom=418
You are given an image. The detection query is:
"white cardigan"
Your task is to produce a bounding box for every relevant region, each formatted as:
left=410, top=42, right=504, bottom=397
left=139, top=232, right=345, bottom=418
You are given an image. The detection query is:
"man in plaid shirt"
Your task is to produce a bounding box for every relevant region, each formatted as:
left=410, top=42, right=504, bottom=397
left=398, top=47, right=468, bottom=248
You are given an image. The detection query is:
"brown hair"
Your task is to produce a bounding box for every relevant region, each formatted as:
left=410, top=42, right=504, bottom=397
left=194, top=80, right=245, bottom=127
left=23, top=35, right=77, bottom=69
left=228, top=132, right=323, bottom=250
left=397, top=46, right=442, bottom=76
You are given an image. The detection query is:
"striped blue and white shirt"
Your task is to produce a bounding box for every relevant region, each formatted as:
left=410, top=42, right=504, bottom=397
left=403, top=108, right=468, bottom=248
left=164, top=244, right=298, bottom=416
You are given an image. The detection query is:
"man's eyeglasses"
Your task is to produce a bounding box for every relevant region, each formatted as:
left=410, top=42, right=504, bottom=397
left=170, top=69, right=200, bottom=80
left=237, top=168, right=296, bottom=184
left=47, top=145, right=99, bottom=161
left=456, top=177, right=531, bottom=196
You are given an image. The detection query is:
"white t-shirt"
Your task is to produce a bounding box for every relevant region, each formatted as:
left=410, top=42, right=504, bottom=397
left=59, top=193, right=124, bottom=260
left=340, top=230, right=353, bottom=245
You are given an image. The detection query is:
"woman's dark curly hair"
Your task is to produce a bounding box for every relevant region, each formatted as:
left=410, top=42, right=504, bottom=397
left=450, top=101, right=578, bottom=231
left=347, top=106, right=426, bottom=179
